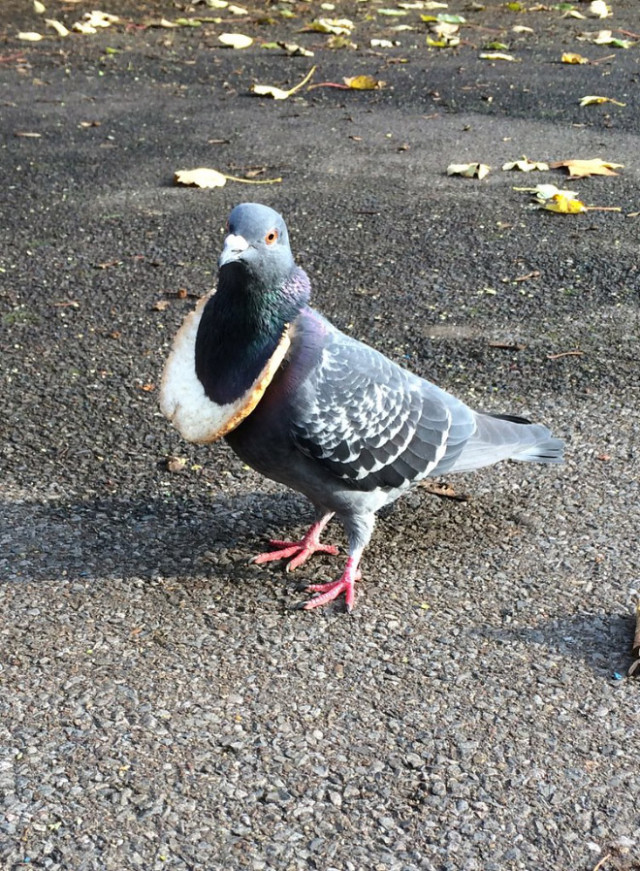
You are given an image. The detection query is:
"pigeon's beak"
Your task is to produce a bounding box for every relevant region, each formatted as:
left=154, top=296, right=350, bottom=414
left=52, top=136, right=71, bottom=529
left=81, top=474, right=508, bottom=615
left=218, top=233, right=249, bottom=267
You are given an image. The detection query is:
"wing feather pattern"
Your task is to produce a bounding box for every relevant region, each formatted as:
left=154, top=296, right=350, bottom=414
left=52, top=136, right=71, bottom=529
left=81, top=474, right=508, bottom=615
left=291, top=330, right=474, bottom=491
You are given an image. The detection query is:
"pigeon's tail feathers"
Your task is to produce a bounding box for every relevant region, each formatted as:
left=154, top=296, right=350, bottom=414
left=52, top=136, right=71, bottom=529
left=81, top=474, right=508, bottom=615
left=448, top=412, right=564, bottom=473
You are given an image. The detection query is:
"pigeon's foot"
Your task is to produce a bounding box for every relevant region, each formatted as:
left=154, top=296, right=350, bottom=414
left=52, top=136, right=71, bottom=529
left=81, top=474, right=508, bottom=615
left=303, top=556, right=362, bottom=612
left=252, top=513, right=338, bottom=572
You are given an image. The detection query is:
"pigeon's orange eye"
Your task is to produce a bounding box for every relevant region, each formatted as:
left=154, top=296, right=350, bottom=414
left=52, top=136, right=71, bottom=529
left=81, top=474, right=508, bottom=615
left=265, top=229, right=278, bottom=245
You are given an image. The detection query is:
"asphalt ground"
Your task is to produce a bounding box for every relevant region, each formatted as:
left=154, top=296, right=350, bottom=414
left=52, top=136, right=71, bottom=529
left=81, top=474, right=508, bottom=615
left=1, top=1, right=639, bottom=869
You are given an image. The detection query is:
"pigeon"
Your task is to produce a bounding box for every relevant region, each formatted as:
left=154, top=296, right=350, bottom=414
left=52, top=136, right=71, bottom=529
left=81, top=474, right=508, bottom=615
left=160, top=203, right=564, bottom=612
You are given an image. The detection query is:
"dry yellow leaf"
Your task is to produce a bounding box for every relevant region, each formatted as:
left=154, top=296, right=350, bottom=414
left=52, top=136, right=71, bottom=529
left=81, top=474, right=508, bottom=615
left=479, top=52, right=518, bottom=62
left=548, top=158, right=623, bottom=178
left=251, top=65, right=316, bottom=100
left=343, top=75, right=384, bottom=90
left=543, top=194, right=587, bottom=214
left=562, top=52, right=588, bottom=64
left=18, top=31, right=44, bottom=40
left=33, top=0, right=46, bottom=13
left=580, top=94, right=626, bottom=107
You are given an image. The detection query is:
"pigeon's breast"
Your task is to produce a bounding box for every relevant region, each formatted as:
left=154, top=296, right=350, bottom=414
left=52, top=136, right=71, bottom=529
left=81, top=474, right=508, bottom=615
left=159, top=291, right=290, bottom=444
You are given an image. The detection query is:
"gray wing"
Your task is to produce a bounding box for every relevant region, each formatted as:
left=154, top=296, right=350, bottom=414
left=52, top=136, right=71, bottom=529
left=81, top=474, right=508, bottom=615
left=290, top=329, right=476, bottom=491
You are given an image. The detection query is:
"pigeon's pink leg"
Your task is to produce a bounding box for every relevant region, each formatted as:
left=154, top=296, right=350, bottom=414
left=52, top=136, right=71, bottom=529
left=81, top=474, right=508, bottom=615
left=304, top=552, right=363, bottom=613
left=252, top=512, right=338, bottom=572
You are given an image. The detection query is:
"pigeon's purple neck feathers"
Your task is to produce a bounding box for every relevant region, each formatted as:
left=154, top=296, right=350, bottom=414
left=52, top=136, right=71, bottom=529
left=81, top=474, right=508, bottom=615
left=195, top=264, right=310, bottom=406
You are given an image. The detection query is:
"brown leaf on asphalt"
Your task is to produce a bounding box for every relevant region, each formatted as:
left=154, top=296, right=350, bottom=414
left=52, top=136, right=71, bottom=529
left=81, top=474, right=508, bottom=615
left=548, top=158, right=623, bottom=177
left=166, top=456, right=187, bottom=473
left=419, top=481, right=471, bottom=502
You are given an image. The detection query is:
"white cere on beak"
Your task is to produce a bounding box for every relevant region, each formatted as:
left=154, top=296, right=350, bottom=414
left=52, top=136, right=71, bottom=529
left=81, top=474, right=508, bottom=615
left=219, top=233, right=249, bottom=266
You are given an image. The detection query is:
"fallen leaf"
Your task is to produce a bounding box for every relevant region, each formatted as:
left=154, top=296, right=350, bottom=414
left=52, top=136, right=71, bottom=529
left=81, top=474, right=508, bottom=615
left=562, top=52, right=588, bottom=64
left=140, top=383, right=156, bottom=392
left=167, top=456, right=187, bottom=473
left=479, top=52, right=518, bottom=61
left=427, top=35, right=460, bottom=47
left=175, top=168, right=227, bottom=188
left=44, top=18, right=70, bottom=36
left=371, top=38, right=397, bottom=48
left=228, top=4, right=248, bottom=13
left=588, top=0, right=611, bottom=18
left=304, top=18, right=354, bottom=35
left=502, top=156, right=549, bottom=172
left=152, top=300, right=171, bottom=311
left=326, top=35, right=357, bottom=49
left=343, top=74, right=384, bottom=90
left=579, top=94, right=626, bottom=107
left=278, top=41, right=314, bottom=57
left=79, top=120, right=101, bottom=128
left=578, top=29, right=634, bottom=48
left=543, top=194, right=587, bottom=214
left=519, top=183, right=580, bottom=202
left=218, top=32, right=253, bottom=48
left=419, top=480, right=470, bottom=501
left=447, top=162, right=490, bottom=179
left=18, top=32, right=44, bottom=41
left=251, top=65, right=316, bottom=99
left=378, top=7, right=409, bottom=15
left=512, top=25, right=534, bottom=33
left=33, top=0, right=46, bottom=13
left=549, top=158, right=623, bottom=177
left=174, top=167, right=282, bottom=187
left=14, top=130, right=42, bottom=138
left=76, top=10, right=120, bottom=31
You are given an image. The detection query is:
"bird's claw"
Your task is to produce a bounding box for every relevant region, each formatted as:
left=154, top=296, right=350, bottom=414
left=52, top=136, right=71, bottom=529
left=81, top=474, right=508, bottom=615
left=303, top=568, right=362, bottom=612
left=252, top=538, right=339, bottom=572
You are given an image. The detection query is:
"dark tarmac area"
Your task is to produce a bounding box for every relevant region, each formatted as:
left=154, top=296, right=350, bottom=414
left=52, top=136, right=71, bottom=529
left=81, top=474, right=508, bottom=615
left=1, top=1, right=639, bottom=869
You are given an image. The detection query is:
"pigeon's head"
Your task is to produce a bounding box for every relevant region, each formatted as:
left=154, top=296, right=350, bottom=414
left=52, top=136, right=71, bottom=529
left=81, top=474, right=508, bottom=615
left=218, top=203, right=295, bottom=285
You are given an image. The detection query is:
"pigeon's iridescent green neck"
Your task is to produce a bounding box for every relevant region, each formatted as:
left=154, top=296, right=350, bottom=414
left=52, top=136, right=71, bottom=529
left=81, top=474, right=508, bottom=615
left=195, top=266, right=310, bottom=406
